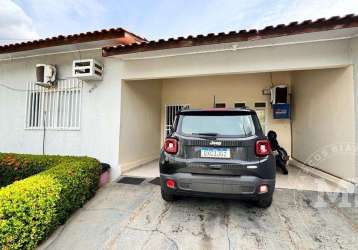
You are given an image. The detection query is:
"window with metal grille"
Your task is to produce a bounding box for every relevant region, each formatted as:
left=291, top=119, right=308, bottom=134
left=165, top=104, right=189, bottom=137
left=25, top=79, right=82, bottom=130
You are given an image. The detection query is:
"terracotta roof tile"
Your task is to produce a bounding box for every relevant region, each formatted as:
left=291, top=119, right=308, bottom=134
left=103, top=14, right=358, bottom=56
left=0, top=28, right=146, bottom=54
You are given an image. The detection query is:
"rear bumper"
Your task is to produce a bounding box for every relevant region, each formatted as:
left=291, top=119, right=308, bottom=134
left=160, top=151, right=276, bottom=179
left=160, top=173, right=275, bottom=199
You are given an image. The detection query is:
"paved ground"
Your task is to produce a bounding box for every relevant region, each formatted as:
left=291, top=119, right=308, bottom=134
left=39, top=179, right=358, bottom=250
left=124, top=161, right=350, bottom=192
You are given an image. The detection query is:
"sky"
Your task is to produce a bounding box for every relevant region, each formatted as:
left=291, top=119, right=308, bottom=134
left=0, top=0, right=358, bottom=44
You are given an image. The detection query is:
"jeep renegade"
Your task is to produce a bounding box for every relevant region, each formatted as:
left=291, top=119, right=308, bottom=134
left=159, top=108, right=276, bottom=208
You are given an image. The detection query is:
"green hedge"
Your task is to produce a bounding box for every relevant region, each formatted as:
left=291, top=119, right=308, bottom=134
left=0, top=154, right=101, bottom=250
left=0, top=153, right=63, bottom=187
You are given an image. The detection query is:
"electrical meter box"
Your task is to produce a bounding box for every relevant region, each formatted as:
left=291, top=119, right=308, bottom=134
left=272, top=103, right=290, bottom=119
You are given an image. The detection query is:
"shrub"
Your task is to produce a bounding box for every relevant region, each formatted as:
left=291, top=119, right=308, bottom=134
left=0, top=153, right=63, bottom=187
left=0, top=155, right=101, bottom=250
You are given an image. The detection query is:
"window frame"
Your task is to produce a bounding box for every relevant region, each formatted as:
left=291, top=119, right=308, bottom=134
left=25, top=79, right=82, bottom=131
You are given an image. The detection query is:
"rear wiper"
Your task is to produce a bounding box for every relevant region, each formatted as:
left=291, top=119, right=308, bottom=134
left=192, top=133, right=219, bottom=137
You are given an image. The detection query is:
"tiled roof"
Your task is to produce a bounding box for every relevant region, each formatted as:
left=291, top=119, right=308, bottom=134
left=102, top=14, right=358, bottom=57
left=0, top=28, right=146, bottom=54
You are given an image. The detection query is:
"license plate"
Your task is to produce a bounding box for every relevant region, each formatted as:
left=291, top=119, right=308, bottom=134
left=200, top=147, right=231, bottom=158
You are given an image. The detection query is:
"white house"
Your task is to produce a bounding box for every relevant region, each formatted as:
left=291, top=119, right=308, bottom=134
left=1, top=15, right=358, bottom=185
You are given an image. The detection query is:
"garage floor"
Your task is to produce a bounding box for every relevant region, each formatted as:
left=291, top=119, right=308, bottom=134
left=124, top=160, right=348, bottom=193
left=39, top=180, right=358, bottom=250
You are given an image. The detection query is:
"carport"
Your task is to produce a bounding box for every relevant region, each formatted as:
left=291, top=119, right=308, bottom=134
left=118, top=67, right=355, bottom=192
left=111, top=23, right=358, bottom=191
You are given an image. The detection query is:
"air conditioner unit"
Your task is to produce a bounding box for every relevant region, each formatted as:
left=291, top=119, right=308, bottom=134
left=271, top=84, right=288, bottom=104
left=36, top=64, right=56, bottom=87
left=72, top=59, right=103, bottom=80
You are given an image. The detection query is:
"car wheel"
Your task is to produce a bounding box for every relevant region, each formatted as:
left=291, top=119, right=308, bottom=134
left=161, top=188, right=176, bottom=202
left=256, top=195, right=273, bottom=208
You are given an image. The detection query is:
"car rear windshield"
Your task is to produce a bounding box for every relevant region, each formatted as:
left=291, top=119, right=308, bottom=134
left=179, top=115, right=256, bottom=137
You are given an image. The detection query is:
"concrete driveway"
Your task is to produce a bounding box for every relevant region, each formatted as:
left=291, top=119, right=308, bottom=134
left=40, top=179, right=358, bottom=250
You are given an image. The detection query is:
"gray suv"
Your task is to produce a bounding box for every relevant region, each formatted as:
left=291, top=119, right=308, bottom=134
left=159, top=108, right=276, bottom=208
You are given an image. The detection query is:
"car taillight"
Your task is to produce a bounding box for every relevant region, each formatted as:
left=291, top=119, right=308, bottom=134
left=163, top=138, right=178, bottom=154
left=166, top=179, right=176, bottom=189
left=256, top=140, right=271, bottom=157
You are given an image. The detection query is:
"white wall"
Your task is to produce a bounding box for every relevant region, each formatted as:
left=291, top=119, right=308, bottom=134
left=350, top=37, right=358, bottom=182
left=291, top=67, right=355, bottom=181
left=0, top=50, right=123, bottom=177
left=119, top=80, right=162, bottom=171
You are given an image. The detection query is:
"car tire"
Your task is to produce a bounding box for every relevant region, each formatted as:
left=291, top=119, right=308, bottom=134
left=256, top=195, right=273, bottom=208
left=161, top=188, right=176, bottom=202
